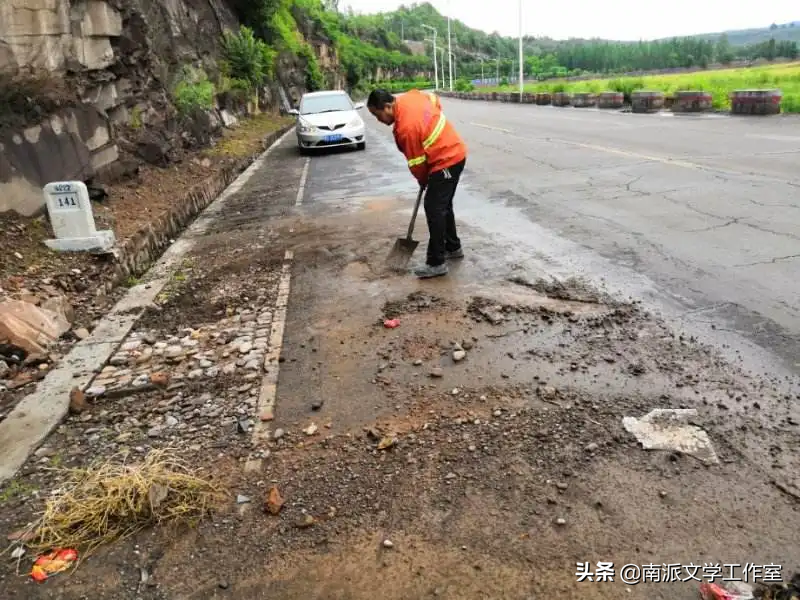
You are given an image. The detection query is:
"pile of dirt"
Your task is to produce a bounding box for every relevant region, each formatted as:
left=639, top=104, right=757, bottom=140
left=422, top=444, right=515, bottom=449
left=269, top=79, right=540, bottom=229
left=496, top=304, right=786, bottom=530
left=382, top=292, right=451, bottom=319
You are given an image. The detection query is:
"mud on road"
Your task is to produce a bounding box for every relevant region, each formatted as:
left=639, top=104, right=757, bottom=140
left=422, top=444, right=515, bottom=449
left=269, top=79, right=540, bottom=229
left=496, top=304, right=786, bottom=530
left=2, top=134, right=800, bottom=599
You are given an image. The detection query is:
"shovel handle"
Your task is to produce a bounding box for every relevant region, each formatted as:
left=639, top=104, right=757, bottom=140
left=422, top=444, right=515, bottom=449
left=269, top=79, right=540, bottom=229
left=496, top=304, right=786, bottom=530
left=406, top=186, right=425, bottom=240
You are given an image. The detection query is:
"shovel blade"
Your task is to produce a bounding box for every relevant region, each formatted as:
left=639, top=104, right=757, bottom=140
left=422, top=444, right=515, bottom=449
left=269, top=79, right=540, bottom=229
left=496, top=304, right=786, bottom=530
left=385, top=237, right=419, bottom=271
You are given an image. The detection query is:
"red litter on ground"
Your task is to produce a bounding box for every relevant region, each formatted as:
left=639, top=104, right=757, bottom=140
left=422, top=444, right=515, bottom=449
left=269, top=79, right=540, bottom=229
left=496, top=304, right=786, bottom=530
left=383, top=319, right=400, bottom=329
left=30, top=548, right=78, bottom=582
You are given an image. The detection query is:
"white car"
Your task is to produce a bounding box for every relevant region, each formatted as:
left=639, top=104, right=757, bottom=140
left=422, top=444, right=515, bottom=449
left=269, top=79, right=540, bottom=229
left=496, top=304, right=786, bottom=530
left=289, top=90, right=366, bottom=153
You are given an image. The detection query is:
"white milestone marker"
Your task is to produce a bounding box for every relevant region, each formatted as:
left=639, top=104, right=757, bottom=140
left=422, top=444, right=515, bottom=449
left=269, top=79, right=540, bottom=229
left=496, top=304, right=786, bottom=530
left=43, top=181, right=115, bottom=252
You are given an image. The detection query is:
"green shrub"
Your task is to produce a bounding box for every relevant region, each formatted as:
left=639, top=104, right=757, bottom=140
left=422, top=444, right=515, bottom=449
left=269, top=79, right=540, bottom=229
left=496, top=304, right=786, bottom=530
left=455, top=78, right=474, bottom=92
left=298, top=43, right=325, bottom=91
left=221, top=25, right=276, bottom=90
left=173, top=67, right=215, bottom=115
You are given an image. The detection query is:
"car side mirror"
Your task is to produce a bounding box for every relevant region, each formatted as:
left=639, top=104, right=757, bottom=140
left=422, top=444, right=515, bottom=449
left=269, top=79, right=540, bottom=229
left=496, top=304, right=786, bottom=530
left=353, top=102, right=365, bottom=110
left=288, top=108, right=299, bottom=115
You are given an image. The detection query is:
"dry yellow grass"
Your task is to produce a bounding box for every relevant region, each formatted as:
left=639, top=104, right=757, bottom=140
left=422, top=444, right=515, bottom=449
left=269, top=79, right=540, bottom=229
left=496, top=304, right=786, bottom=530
left=14, top=449, right=224, bottom=559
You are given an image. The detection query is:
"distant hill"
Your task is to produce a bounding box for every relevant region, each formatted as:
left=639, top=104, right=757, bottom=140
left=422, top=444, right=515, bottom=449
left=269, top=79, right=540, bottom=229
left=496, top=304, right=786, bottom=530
left=685, top=21, right=800, bottom=46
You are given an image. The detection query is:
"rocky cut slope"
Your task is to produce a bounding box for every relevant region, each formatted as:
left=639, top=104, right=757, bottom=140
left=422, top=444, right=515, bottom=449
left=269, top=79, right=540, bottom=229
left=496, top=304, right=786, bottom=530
left=0, top=0, right=338, bottom=216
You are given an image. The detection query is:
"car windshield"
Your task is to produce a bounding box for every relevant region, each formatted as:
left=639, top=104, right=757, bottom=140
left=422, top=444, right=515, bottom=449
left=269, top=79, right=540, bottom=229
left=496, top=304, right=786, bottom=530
left=300, top=94, right=353, bottom=115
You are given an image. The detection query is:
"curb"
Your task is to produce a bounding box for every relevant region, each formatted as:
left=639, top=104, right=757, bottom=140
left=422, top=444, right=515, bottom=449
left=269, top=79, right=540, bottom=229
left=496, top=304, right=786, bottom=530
left=0, top=125, right=295, bottom=485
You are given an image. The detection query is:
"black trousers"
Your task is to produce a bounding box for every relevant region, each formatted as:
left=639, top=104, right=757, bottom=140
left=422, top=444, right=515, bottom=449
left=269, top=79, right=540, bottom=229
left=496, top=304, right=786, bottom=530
left=424, top=158, right=466, bottom=267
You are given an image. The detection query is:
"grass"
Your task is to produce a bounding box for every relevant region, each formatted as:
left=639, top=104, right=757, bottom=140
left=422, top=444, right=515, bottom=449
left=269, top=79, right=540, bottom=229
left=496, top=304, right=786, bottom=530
left=487, top=62, right=800, bottom=112
left=15, top=449, right=223, bottom=557
left=205, top=113, right=294, bottom=158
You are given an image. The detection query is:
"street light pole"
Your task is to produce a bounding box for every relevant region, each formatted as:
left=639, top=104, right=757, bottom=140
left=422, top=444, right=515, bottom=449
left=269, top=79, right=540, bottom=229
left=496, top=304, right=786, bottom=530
left=422, top=25, right=438, bottom=91
left=518, top=0, right=524, bottom=100
left=447, top=8, right=453, bottom=90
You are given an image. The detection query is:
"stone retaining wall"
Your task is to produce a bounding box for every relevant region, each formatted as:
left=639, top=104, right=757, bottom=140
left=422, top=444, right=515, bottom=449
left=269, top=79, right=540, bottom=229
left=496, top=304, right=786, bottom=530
left=107, top=124, right=292, bottom=289
left=597, top=92, right=624, bottom=109
left=552, top=92, right=571, bottom=107
left=572, top=93, right=596, bottom=108
left=730, top=89, right=782, bottom=115
left=672, top=91, right=713, bottom=113
left=631, top=91, right=665, bottom=113
left=437, top=88, right=785, bottom=115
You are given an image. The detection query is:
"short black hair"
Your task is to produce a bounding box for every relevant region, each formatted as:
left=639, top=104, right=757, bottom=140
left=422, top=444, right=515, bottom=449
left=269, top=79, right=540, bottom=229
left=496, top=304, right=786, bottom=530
left=367, top=89, right=395, bottom=110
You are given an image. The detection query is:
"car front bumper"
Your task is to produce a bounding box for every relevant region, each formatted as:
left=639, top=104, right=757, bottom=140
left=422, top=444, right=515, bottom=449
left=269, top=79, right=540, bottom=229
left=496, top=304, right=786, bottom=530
left=297, top=124, right=365, bottom=149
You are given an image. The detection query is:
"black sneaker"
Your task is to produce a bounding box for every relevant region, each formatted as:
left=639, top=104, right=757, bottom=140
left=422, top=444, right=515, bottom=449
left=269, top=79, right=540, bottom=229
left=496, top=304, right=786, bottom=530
left=446, top=248, right=464, bottom=260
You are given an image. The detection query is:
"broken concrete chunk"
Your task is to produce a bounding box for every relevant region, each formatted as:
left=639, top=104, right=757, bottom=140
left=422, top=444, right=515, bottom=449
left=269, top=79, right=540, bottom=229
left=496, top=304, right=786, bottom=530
left=622, top=408, right=718, bottom=465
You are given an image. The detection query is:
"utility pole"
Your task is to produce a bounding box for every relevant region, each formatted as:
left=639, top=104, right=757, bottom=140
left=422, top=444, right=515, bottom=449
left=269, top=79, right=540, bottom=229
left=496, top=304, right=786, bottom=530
left=495, top=58, right=499, bottom=84
left=422, top=25, right=438, bottom=91
left=518, top=0, right=524, bottom=100
left=447, top=5, right=453, bottom=90
left=438, top=48, right=446, bottom=89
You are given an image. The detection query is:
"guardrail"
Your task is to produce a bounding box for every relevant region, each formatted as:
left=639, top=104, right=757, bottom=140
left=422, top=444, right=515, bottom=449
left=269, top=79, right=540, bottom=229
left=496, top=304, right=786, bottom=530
left=436, top=88, right=785, bottom=115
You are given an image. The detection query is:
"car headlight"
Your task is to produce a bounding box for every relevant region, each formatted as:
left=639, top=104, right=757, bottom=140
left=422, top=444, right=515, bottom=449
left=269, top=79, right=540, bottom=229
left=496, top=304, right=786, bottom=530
left=348, top=117, right=363, bottom=128
left=298, top=121, right=316, bottom=133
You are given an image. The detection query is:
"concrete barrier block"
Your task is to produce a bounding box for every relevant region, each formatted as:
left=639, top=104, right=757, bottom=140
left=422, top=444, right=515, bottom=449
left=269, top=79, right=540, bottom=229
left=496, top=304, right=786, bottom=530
left=521, top=93, right=535, bottom=104
left=571, top=92, right=596, bottom=108
left=631, top=90, right=665, bottom=113
left=552, top=92, right=571, bottom=107
left=510, top=93, right=520, bottom=103
left=490, top=92, right=498, bottom=101
left=672, top=90, right=713, bottom=112
left=730, top=89, right=782, bottom=115
left=535, top=92, right=551, bottom=105
left=597, top=92, right=624, bottom=109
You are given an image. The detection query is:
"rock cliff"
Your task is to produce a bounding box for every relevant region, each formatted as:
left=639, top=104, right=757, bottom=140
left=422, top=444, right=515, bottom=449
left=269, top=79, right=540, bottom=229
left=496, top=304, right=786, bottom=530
left=0, top=0, right=340, bottom=216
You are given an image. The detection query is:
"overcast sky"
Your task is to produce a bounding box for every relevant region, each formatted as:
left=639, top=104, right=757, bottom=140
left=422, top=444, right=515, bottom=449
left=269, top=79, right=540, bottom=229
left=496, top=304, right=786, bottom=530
left=341, top=0, right=798, bottom=41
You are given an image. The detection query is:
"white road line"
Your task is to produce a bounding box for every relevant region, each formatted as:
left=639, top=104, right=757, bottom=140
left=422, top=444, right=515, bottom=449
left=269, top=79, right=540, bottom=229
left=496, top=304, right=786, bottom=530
left=0, top=126, right=294, bottom=485
left=251, top=249, right=294, bottom=448
left=295, top=157, right=310, bottom=206
left=469, top=121, right=512, bottom=133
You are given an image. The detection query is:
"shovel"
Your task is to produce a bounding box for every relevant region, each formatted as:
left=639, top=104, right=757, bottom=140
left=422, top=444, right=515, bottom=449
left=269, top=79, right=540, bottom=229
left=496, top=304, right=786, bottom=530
left=386, top=186, right=425, bottom=271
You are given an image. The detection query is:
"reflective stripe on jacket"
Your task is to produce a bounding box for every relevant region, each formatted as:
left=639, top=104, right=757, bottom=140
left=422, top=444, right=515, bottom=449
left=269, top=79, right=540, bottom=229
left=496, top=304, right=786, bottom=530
left=392, top=89, right=467, bottom=185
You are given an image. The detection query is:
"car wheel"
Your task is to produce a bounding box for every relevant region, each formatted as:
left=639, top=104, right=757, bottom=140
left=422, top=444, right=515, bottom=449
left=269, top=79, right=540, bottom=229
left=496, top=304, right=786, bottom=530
left=356, top=141, right=366, bottom=151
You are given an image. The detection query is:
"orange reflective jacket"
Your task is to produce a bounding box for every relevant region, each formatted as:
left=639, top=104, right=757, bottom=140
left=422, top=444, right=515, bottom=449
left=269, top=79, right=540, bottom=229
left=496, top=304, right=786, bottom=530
left=393, top=89, right=467, bottom=185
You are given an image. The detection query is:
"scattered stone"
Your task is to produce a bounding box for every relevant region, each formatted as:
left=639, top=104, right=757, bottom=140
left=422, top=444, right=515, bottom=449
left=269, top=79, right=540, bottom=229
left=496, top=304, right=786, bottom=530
left=377, top=436, right=396, bottom=450
left=539, top=386, right=557, bottom=400
left=165, top=415, right=178, bottom=427
left=556, top=518, right=567, bottom=526
left=585, top=442, right=599, bottom=452
left=445, top=472, right=457, bottom=480
left=295, top=515, right=316, bottom=529
left=150, top=372, right=170, bottom=387
left=383, top=539, right=394, bottom=549
left=452, top=349, right=466, bottom=362
left=265, top=486, right=284, bottom=515
left=429, top=367, right=444, bottom=378
left=165, top=345, right=184, bottom=359
left=462, top=339, right=474, bottom=350
left=73, top=327, right=90, bottom=340
left=311, top=399, right=324, bottom=411
left=109, top=354, right=128, bottom=366
left=273, top=428, right=285, bottom=440
left=239, top=342, right=253, bottom=354
left=121, top=340, right=142, bottom=352
left=68, top=386, right=87, bottom=414
left=303, top=423, right=318, bottom=436
left=218, top=582, right=229, bottom=590
left=413, top=359, right=423, bottom=366
left=236, top=494, right=251, bottom=504
left=556, top=482, right=568, bottom=490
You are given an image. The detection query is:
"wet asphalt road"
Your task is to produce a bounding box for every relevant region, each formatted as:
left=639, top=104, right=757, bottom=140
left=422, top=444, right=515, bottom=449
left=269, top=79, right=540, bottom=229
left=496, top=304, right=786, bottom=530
left=303, top=100, right=800, bottom=380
